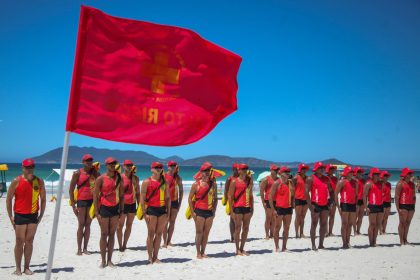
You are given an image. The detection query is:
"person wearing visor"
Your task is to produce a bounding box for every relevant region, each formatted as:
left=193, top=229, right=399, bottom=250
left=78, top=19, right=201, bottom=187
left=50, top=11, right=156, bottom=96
left=93, top=157, right=124, bottom=268
left=140, top=162, right=170, bottom=264
left=395, top=168, right=416, bottom=245
left=163, top=160, right=183, bottom=248
left=6, top=158, right=46, bottom=275
left=117, top=159, right=140, bottom=252
left=189, top=162, right=217, bottom=259
left=325, top=164, right=338, bottom=237
left=380, top=171, right=392, bottom=234
left=228, top=163, right=254, bottom=256
left=293, top=163, right=310, bottom=238
left=363, top=168, right=383, bottom=247
left=224, top=163, right=239, bottom=242
left=334, top=166, right=358, bottom=249
left=269, top=166, right=294, bottom=252
left=259, top=164, right=279, bottom=239
left=69, top=154, right=100, bottom=255
left=305, top=162, right=333, bottom=250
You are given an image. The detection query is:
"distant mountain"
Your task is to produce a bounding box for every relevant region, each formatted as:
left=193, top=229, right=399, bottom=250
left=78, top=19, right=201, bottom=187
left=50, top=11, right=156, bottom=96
left=32, top=146, right=357, bottom=168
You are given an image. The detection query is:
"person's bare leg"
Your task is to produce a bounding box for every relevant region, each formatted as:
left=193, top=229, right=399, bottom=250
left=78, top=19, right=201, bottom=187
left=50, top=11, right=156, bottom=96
left=167, top=208, right=179, bottom=246
left=381, top=207, right=390, bottom=234
left=83, top=210, right=92, bottom=254
left=229, top=217, right=235, bottom=242
left=356, top=204, right=365, bottom=234
left=368, top=213, right=376, bottom=246
left=152, top=214, right=167, bottom=263
left=99, top=218, right=110, bottom=268
left=341, top=212, right=349, bottom=248
left=301, top=204, right=308, bottom=237
left=76, top=207, right=86, bottom=255
left=240, top=213, right=252, bottom=256
left=319, top=210, right=328, bottom=249
left=117, top=214, right=127, bottom=251
left=122, top=213, right=135, bottom=250
left=373, top=213, right=383, bottom=246
left=294, top=205, right=302, bottom=238
left=14, top=224, right=27, bottom=275
left=234, top=214, right=243, bottom=255
left=328, top=204, right=336, bottom=236
left=282, top=215, right=292, bottom=251
left=147, top=216, right=158, bottom=264
left=404, top=210, right=415, bottom=244
left=264, top=208, right=272, bottom=239
left=348, top=212, right=356, bottom=246
left=23, top=223, right=38, bottom=275
left=274, top=214, right=281, bottom=252
left=194, top=216, right=205, bottom=259
left=107, top=216, right=119, bottom=267
left=201, top=217, right=214, bottom=257
left=310, top=212, right=320, bottom=250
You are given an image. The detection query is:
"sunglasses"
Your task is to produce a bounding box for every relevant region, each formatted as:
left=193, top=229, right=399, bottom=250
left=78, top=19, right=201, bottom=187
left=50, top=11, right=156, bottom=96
left=125, top=164, right=133, bottom=167
left=24, top=165, right=35, bottom=169
left=154, top=167, right=163, bottom=170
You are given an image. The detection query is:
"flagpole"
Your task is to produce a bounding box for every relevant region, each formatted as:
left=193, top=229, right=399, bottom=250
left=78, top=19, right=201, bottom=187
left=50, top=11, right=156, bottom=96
left=45, top=131, right=70, bottom=280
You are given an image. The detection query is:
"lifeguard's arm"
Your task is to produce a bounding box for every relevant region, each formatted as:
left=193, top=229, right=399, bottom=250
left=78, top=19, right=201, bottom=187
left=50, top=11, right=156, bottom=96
left=249, top=177, right=254, bottom=211
left=134, top=175, right=141, bottom=205
left=269, top=181, right=279, bottom=210
left=334, top=180, right=344, bottom=213
left=213, top=179, right=218, bottom=212
left=177, top=176, right=183, bottom=206
left=305, top=177, right=313, bottom=210
left=140, top=180, right=148, bottom=215
left=224, top=177, right=231, bottom=199
left=68, top=171, right=80, bottom=207
left=228, top=180, right=237, bottom=215
left=327, top=180, right=334, bottom=205
left=259, top=178, right=267, bottom=207
left=188, top=182, right=198, bottom=218
left=118, top=176, right=124, bottom=214
left=354, top=181, right=359, bottom=205
left=165, top=180, right=171, bottom=216
left=6, top=178, right=18, bottom=227
left=363, top=182, right=372, bottom=209
left=394, top=181, right=403, bottom=212
left=93, top=177, right=103, bottom=217
left=290, top=179, right=295, bottom=208
left=38, top=179, right=46, bottom=222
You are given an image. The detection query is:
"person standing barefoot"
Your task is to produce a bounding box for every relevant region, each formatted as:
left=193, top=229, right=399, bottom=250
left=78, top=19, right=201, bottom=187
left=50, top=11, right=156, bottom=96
left=395, top=168, right=416, bottom=245
left=6, top=159, right=46, bottom=276
left=229, top=163, right=254, bottom=256
left=363, top=168, right=383, bottom=247
left=224, top=163, right=239, bottom=242
left=189, top=162, right=217, bottom=259
left=354, top=167, right=366, bottom=235
left=270, top=167, right=294, bottom=252
left=260, top=164, right=279, bottom=239
left=293, top=163, right=309, bottom=238
left=325, top=164, right=338, bottom=237
left=380, top=171, right=392, bottom=234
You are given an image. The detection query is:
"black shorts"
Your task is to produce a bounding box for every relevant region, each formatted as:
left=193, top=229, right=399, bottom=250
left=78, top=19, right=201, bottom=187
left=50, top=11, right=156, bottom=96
left=146, top=206, right=167, bottom=217
left=313, top=203, right=329, bottom=213
left=100, top=205, right=120, bottom=218
left=295, top=199, right=307, bottom=206
left=400, top=204, right=415, bottom=211
left=383, top=201, right=391, bottom=208
left=77, top=199, right=93, bottom=208
left=194, top=208, right=214, bottom=219
left=171, top=200, right=180, bottom=209
left=340, top=203, right=356, bottom=212
left=233, top=207, right=252, bottom=214
left=276, top=207, right=293, bottom=216
left=357, top=199, right=364, bottom=206
left=14, top=213, right=38, bottom=225
left=368, top=204, right=384, bottom=214
left=123, top=203, right=137, bottom=214
left=264, top=200, right=271, bottom=209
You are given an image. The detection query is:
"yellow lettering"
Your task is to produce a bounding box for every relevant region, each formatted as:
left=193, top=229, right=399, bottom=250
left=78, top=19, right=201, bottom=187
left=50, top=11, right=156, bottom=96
left=148, top=108, right=159, bottom=124
left=164, top=111, right=175, bottom=125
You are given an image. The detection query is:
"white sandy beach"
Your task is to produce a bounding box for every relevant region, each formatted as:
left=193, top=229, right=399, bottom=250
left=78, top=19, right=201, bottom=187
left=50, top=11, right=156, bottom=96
left=1, top=193, right=419, bottom=280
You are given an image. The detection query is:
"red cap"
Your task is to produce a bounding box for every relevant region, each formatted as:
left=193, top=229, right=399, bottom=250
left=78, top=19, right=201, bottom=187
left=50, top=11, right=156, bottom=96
left=400, top=167, right=413, bottom=177
left=167, top=160, right=177, bottom=167
left=341, top=166, right=353, bottom=177
left=123, top=159, right=133, bottom=165
left=22, top=158, right=35, bottom=167
left=200, top=162, right=213, bottom=171
left=298, top=163, right=309, bottom=173
left=82, top=154, right=93, bottom=161
left=232, top=163, right=238, bottom=169
left=151, top=162, right=163, bottom=169
left=325, top=164, right=337, bottom=173
left=380, top=171, right=391, bottom=178
left=105, top=157, right=117, bottom=164
left=270, top=164, right=280, bottom=171
left=369, top=168, right=381, bottom=178
left=280, top=166, right=291, bottom=173
left=312, top=162, right=325, bottom=172
left=353, top=167, right=365, bottom=174
left=237, top=163, right=249, bottom=170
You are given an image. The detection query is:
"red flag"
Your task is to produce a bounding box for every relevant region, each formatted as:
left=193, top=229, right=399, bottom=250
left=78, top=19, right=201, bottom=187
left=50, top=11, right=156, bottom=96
left=66, top=6, right=241, bottom=146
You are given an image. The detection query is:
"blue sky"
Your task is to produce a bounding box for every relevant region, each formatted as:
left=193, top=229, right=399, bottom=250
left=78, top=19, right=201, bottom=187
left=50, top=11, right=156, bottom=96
left=0, top=0, right=419, bottom=168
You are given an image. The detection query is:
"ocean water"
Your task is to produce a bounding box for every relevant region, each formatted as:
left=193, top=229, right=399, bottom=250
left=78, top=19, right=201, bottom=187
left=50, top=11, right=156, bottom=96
left=0, top=163, right=410, bottom=195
